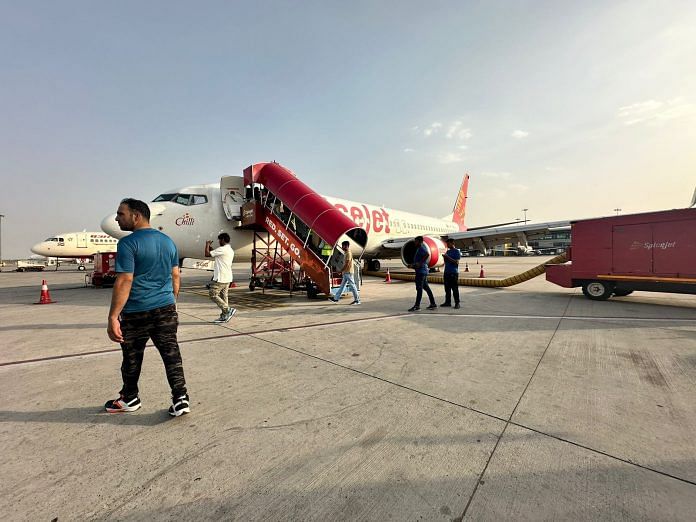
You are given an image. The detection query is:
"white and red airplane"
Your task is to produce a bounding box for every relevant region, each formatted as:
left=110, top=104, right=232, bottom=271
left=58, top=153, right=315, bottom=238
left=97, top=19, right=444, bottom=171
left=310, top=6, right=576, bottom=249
left=100, top=166, right=570, bottom=271
left=31, top=231, right=118, bottom=269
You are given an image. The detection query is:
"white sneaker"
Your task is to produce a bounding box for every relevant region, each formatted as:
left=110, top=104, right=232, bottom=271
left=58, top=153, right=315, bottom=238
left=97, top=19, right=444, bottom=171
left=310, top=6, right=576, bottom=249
left=350, top=300, right=361, bottom=305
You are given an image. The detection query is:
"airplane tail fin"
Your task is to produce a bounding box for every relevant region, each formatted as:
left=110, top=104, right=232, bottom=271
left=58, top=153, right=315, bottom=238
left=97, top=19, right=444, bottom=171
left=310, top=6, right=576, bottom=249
left=451, top=174, right=469, bottom=231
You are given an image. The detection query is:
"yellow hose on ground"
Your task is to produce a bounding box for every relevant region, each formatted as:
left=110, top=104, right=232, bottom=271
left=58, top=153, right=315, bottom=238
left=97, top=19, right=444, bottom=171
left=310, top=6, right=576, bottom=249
left=364, top=253, right=568, bottom=288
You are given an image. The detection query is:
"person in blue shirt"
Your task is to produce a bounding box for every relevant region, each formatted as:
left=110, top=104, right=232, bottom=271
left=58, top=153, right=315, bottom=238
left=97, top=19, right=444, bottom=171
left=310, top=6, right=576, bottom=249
left=105, top=198, right=190, bottom=417
left=441, top=238, right=461, bottom=309
left=408, top=236, right=437, bottom=312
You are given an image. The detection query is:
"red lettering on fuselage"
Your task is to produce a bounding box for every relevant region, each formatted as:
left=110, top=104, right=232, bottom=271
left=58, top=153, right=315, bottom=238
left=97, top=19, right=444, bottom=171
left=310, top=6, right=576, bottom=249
left=333, top=202, right=391, bottom=235
left=372, top=210, right=384, bottom=232
left=350, top=206, right=364, bottom=227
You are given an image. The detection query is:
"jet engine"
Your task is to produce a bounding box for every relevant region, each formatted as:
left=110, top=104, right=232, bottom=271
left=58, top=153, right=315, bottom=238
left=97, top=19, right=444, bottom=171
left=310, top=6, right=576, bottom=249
left=400, top=236, right=446, bottom=269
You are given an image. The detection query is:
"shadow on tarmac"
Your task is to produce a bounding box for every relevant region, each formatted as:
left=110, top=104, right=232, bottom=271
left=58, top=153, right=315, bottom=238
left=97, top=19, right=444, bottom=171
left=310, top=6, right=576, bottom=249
left=0, top=407, right=173, bottom=427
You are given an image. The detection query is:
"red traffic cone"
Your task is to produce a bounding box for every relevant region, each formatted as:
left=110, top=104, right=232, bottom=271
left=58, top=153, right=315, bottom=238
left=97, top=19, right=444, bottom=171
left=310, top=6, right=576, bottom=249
left=385, top=268, right=392, bottom=283
left=479, top=265, right=485, bottom=278
left=36, top=279, right=54, bottom=304
left=464, top=263, right=469, bottom=272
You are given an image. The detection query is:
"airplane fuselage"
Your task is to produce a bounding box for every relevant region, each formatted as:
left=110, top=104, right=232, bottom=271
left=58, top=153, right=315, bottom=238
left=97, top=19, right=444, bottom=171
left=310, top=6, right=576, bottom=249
left=31, top=232, right=118, bottom=259
left=101, top=177, right=459, bottom=261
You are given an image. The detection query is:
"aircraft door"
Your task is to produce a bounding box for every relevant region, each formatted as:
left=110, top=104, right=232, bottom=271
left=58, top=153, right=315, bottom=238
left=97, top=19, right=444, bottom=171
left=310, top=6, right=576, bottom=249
left=220, top=175, right=246, bottom=221
left=77, top=233, right=88, bottom=248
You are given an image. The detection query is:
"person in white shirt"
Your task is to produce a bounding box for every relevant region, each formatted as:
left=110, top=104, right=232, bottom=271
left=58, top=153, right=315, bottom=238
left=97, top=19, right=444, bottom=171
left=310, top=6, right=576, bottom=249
left=204, top=233, right=235, bottom=323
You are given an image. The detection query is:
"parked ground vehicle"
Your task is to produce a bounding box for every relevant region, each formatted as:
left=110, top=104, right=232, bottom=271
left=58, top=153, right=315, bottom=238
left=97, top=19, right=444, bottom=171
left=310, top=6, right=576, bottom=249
left=546, top=208, right=696, bottom=300
left=16, top=260, right=47, bottom=272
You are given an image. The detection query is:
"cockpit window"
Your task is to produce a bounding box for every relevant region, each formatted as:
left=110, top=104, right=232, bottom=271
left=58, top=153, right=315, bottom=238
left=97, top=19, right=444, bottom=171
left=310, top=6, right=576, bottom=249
left=152, top=193, right=208, bottom=205
left=153, top=193, right=177, bottom=202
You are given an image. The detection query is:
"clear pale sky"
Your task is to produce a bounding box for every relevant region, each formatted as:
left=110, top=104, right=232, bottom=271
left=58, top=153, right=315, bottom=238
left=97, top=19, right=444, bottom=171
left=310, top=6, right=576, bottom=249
left=1, top=1, right=695, bottom=259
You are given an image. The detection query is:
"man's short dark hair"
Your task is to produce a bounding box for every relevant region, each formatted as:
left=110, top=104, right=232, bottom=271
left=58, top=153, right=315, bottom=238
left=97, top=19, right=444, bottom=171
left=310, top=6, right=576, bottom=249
left=414, top=236, right=424, bottom=242
left=446, top=237, right=455, bottom=244
left=342, top=240, right=350, bottom=247
left=120, top=198, right=151, bottom=221
left=218, top=232, right=231, bottom=243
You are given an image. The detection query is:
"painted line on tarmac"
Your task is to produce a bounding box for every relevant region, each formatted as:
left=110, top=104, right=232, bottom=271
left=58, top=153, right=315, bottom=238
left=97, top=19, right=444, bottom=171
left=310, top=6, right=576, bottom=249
left=2, top=311, right=693, bottom=369
left=0, top=313, right=406, bottom=368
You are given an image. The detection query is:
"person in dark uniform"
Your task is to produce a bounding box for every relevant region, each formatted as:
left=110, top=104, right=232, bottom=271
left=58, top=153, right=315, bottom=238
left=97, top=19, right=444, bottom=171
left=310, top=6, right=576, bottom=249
left=441, top=238, right=461, bottom=309
left=408, top=236, right=437, bottom=312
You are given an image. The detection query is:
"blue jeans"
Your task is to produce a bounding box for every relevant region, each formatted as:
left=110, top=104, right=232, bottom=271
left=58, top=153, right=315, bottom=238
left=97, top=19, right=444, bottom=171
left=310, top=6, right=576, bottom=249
left=414, top=272, right=435, bottom=307
left=333, top=273, right=359, bottom=302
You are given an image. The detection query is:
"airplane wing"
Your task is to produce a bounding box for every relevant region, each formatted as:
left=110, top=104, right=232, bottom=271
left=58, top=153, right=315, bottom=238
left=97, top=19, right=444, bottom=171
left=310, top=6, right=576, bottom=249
left=445, top=220, right=572, bottom=249
left=372, top=220, right=572, bottom=257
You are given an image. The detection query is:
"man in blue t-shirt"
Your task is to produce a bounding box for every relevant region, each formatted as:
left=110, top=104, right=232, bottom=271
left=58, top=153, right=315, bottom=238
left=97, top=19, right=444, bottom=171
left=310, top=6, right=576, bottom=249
left=105, top=198, right=190, bottom=417
left=441, top=238, right=461, bottom=309
left=408, top=236, right=437, bottom=312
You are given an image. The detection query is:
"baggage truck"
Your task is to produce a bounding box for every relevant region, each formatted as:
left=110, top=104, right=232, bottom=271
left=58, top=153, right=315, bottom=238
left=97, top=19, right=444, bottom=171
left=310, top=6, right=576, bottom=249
left=545, top=208, right=696, bottom=300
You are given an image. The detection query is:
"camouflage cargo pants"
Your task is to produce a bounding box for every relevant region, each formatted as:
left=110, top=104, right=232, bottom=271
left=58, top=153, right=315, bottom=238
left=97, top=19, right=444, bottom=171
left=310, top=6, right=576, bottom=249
left=208, top=281, right=230, bottom=314
left=119, top=304, right=187, bottom=400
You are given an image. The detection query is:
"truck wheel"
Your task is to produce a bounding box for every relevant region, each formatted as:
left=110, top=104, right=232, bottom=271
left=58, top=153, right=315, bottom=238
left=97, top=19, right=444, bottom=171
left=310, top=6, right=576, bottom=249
left=613, top=289, right=634, bottom=297
left=582, top=281, right=614, bottom=300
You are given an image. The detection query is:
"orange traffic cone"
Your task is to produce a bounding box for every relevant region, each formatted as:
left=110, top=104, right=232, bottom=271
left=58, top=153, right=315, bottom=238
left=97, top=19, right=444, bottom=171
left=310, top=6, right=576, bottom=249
left=385, top=268, right=392, bottom=283
left=36, top=279, right=54, bottom=304
left=479, top=265, right=485, bottom=278
left=229, top=282, right=237, bottom=288
left=464, top=263, right=469, bottom=272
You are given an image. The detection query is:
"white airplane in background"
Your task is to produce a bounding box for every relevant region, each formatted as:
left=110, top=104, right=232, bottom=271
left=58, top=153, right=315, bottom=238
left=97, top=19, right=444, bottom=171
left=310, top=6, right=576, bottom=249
left=31, top=231, right=118, bottom=270
left=100, top=168, right=571, bottom=271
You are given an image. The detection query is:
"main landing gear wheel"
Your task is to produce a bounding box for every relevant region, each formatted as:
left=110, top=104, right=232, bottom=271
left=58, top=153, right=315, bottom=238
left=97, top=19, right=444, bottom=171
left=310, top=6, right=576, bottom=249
left=582, top=281, right=614, bottom=301
left=366, top=259, right=380, bottom=271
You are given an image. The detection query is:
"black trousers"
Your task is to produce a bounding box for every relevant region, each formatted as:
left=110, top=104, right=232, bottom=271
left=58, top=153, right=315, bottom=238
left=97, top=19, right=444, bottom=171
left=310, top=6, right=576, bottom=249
left=443, top=272, right=460, bottom=304
left=414, top=272, right=435, bottom=307
left=119, top=304, right=187, bottom=400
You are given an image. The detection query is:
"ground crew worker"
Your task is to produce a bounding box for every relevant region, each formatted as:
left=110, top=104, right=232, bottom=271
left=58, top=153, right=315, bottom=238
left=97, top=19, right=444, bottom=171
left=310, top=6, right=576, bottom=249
left=441, top=237, right=461, bottom=308
left=330, top=240, right=361, bottom=305
left=205, top=232, right=235, bottom=323
left=408, top=236, right=436, bottom=312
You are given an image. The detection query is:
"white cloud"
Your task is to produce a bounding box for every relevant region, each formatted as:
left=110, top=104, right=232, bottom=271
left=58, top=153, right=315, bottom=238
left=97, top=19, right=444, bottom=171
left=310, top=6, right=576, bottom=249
left=423, top=122, right=442, bottom=136
left=509, top=183, right=529, bottom=192
left=617, top=98, right=696, bottom=126
left=403, top=148, right=415, bottom=153
left=511, top=130, right=529, bottom=139
left=445, top=120, right=472, bottom=140
left=481, top=171, right=512, bottom=179
left=438, top=152, right=465, bottom=164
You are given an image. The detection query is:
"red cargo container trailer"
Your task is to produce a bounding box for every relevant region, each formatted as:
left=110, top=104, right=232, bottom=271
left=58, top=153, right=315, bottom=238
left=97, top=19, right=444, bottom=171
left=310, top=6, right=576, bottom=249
left=545, top=208, right=696, bottom=300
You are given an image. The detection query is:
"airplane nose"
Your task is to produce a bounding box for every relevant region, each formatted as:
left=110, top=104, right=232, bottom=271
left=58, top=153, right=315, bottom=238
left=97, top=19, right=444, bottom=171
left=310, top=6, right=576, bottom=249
left=100, top=213, right=129, bottom=239
left=30, top=242, right=46, bottom=256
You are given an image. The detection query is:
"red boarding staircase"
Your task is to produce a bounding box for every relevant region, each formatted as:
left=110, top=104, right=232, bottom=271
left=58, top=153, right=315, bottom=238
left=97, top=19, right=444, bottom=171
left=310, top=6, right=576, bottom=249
left=236, top=163, right=367, bottom=296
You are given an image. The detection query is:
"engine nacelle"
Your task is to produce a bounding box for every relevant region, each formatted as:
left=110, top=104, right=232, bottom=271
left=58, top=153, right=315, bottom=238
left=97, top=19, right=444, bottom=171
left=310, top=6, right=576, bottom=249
left=400, top=236, right=446, bottom=269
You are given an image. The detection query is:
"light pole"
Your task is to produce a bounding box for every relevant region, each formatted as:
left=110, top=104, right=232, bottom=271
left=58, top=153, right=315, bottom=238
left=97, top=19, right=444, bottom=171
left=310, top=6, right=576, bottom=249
left=614, top=208, right=621, bottom=216
left=0, top=214, right=4, bottom=272
left=522, top=208, right=529, bottom=224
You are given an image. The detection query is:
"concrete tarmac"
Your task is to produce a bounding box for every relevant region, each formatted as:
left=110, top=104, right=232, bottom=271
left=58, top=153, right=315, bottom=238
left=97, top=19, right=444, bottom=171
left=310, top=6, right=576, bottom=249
left=1, top=258, right=695, bottom=521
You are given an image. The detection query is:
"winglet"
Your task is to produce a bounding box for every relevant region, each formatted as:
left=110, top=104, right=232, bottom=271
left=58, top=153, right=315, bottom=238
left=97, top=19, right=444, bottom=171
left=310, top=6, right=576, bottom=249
left=690, top=187, right=696, bottom=208
left=452, top=174, right=469, bottom=231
